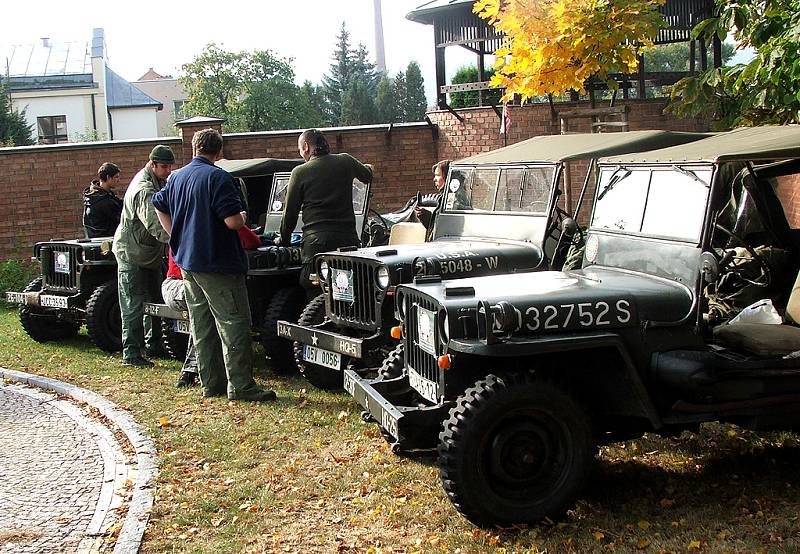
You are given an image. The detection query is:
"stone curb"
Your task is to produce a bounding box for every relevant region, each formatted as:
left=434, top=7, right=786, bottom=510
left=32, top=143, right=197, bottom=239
left=0, top=367, right=158, bottom=554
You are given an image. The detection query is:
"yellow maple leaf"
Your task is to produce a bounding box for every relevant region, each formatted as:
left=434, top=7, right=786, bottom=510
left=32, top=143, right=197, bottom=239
left=688, top=539, right=701, bottom=549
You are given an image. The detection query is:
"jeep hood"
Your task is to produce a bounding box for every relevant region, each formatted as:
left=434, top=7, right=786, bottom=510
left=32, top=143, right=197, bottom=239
left=405, top=266, right=695, bottom=327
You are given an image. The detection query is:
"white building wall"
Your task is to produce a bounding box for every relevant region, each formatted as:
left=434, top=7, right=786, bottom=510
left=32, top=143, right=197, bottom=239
left=109, top=107, right=159, bottom=140
left=132, top=79, right=187, bottom=137
left=12, top=94, right=95, bottom=141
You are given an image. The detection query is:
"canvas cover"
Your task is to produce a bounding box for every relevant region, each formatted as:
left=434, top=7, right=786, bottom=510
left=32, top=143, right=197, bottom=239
left=454, top=130, right=711, bottom=165
left=216, top=158, right=303, bottom=178
left=601, top=126, right=800, bottom=164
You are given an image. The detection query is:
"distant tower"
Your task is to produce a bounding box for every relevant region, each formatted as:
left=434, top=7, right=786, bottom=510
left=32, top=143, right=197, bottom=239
left=373, top=0, right=386, bottom=72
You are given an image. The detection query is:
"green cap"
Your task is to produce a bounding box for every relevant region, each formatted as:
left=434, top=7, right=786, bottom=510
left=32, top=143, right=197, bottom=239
left=149, top=144, right=175, bottom=164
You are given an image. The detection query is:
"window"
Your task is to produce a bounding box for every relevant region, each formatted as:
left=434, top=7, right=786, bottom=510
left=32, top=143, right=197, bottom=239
left=444, top=165, right=555, bottom=214
left=37, top=115, right=68, bottom=144
left=173, top=100, right=186, bottom=119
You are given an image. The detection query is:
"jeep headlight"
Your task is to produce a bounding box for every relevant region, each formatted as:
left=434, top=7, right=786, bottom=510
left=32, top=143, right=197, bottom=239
left=491, top=301, right=518, bottom=333
left=376, top=266, right=390, bottom=289
left=319, top=260, right=330, bottom=281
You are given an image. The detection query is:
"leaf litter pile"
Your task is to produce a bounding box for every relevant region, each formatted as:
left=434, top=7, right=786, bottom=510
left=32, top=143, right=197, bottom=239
left=1, top=308, right=799, bottom=553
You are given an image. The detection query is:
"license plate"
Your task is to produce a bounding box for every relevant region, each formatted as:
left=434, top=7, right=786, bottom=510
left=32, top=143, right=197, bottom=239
left=416, top=306, right=437, bottom=355
left=54, top=251, right=71, bottom=274
left=332, top=269, right=354, bottom=302
left=175, top=319, right=190, bottom=334
left=303, top=345, right=341, bottom=370
left=408, top=366, right=438, bottom=403
left=40, top=295, right=69, bottom=308
left=343, top=371, right=356, bottom=395
left=5, top=292, right=26, bottom=304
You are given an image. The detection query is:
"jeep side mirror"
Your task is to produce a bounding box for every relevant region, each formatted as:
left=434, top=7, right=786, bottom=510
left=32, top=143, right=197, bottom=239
left=700, top=251, right=719, bottom=283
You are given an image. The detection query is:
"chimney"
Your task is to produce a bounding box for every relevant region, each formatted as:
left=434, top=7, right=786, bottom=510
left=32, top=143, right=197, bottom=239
left=41, top=37, right=51, bottom=48
left=373, top=0, right=386, bottom=73
left=91, top=27, right=105, bottom=59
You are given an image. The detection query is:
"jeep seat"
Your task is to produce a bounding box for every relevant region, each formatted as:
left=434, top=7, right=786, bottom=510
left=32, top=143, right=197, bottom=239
left=712, top=272, right=800, bottom=357
left=388, top=222, right=427, bottom=245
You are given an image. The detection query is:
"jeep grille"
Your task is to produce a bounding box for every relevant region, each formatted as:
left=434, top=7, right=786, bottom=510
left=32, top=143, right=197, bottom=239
left=41, top=244, right=80, bottom=291
left=402, top=289, right=442, bottom=396
left=326, top=256, right=384, bottom=331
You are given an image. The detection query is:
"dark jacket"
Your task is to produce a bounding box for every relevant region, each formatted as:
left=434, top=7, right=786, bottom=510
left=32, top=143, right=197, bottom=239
left=279, top=153, right=372, bottom=262
left=82, top=181, right=123, bottom=238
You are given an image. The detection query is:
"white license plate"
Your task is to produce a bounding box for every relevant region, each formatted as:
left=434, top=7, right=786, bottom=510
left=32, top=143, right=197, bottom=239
left=304, top=345, right=341, bottom=370
left=416, top=306, right=437, bottom=355
left=40, top=295, right=69, bottom=308
left=5, top=292, right=26, bottom=304
left=175, top=319, right=190, bottom=334
left=343, top=371, right=356, bottom=395
left=408, top=366, right=438, bottom=403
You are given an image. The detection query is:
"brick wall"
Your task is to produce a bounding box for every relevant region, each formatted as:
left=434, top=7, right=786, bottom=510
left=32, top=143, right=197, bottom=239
left=0, top=98, right=719, bottom=261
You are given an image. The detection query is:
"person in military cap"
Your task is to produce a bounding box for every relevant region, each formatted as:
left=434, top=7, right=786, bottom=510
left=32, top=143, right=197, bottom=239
left=112, top=145, right=175, bottom=367
left=83, top=162, right=123, bottom=238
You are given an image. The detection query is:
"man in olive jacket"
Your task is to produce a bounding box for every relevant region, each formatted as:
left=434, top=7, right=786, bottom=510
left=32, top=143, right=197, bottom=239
left=279, top=129, right=372, bottom=299
left=112, top=145, right=175, bottom=366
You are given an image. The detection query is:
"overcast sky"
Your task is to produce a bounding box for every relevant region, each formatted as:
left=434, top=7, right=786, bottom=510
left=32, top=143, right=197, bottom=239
left=1, top=0, right=477, bottom=105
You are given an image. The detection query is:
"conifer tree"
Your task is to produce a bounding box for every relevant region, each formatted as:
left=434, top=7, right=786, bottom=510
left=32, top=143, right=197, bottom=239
left=0, top=82, right=34, bottom=146
left=403, top=61, right=427, bottom=121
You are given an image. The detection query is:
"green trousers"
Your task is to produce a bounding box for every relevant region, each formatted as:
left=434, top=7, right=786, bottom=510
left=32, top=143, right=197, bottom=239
left=181, top=270, right=259, bottom=398
left=117, top=258, right=162, bottom=361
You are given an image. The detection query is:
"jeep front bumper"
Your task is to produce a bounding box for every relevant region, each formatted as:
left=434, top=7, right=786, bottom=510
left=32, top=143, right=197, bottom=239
left=276, top=320, right=383, bottom=360
left=5, top=291, right=76, bottom=310
left=343, top=369, right=451, bottom=451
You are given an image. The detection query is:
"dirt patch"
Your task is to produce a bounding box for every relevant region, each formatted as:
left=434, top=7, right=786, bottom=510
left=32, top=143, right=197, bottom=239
left=0, top=527, right=42, bottom=545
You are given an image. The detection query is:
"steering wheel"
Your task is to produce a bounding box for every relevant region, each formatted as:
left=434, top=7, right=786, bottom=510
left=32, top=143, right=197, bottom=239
left=713, top=224, right=771, bottom=289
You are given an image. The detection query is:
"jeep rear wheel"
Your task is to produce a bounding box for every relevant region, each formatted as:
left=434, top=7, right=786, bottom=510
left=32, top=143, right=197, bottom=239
left=86, top=281, right=122, bottom=352
left=161, top=319, right=189, bottom=360
left=18, top=277, right=80, bottom=343
left=438, top=374, right=594, bottom=526
left=261, top=286, right=308, bottom=372
left=294, top=294, right=343, bottom=390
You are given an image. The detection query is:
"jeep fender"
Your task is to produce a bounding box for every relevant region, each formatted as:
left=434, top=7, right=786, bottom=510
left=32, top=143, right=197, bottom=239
left=448, top=331, right=662, bottom=429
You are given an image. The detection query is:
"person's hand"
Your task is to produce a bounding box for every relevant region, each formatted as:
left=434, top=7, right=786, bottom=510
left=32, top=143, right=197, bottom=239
left=240, top=210, right=247, bottom=221
left=273, top=236, right=282, bottom=245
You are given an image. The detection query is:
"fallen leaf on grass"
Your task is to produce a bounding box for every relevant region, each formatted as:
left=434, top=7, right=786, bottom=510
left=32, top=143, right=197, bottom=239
left=337, top=411, right=349, bottom=421
left=636, top=538, right=650, bottom=550
left=157, top=417, right=171, bottom=428
left=688, top=539, right=701, bottom=549
left=638, top=520, right=651, bottom=530
left=593, top=531, right=605, bottom=541
left=660, top=498, right=675, bottom=508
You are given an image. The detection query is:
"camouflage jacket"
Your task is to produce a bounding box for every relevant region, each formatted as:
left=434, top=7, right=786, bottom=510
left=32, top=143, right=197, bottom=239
left=112, top=165, right=169, bottom=269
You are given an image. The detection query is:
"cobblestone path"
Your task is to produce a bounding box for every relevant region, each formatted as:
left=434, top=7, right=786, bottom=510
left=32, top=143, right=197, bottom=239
left=0, top=382, right=130, bottom=553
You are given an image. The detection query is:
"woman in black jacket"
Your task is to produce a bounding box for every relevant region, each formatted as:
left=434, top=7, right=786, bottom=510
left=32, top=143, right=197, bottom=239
left=83, top=162, right=123, bottom=238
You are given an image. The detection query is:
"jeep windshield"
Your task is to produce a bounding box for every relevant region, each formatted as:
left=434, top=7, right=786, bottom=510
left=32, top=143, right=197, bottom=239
left=443, top=165, right=556, bottom=215
left=591, top=165, right=713, bottom=242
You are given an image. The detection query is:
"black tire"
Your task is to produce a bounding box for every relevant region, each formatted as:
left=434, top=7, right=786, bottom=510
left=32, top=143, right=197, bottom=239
left=86, top=281, right=122, bottom=352
left=18, top=277, right=80, bottom=343
left=261, top=286, right=308, bottom=372
left=161, top=318, right=189, bottom=360
left=438, top=374, right=595, bottom=526
left=378, top=343, right=404, bottom=380
left=294, top=294, right=343, bottom=390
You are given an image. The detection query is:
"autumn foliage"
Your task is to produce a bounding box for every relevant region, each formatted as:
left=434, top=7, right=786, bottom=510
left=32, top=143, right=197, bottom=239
left=474, top=0, right=666, bottom=102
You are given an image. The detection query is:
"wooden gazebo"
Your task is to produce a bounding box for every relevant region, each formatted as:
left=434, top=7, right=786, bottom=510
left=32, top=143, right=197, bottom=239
left=407, top=0, right=723, bottom=111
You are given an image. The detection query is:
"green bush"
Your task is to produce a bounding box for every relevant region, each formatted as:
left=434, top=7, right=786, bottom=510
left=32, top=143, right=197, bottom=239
left=0, top=258, right=38, bottom=307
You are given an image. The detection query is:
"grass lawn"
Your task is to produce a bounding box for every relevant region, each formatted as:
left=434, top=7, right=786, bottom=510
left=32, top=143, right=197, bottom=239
left=1, top=305, right=799, bottom=553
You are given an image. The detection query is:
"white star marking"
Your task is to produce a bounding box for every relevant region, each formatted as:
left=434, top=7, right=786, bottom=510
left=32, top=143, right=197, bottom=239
left=311, top=333, right=319, bottom=346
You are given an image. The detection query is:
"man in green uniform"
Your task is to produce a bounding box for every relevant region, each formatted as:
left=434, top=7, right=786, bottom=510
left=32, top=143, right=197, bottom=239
left=112, top=145, right=175, bottom=366
left=278, top=129, right=373, bottom=299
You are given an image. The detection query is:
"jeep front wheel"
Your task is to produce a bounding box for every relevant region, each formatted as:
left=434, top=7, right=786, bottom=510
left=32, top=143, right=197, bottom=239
left=261, top=286, right=308, bottom=372
left=86, top=281, right=122, bottom=352
left=18, top=277, right=80, bottom=342
left=438, top=374, right=595, bottom=526
left=295, top=294, right=343, bottom=390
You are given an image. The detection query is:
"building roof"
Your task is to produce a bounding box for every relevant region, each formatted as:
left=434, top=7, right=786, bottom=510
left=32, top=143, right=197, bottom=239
left=1, top=40, right=91, bottom=77
left=406, top=0, right=475, bottom=24
left=105, top=66, right=162, bottom=110
left=137, top=67, right=172, bottom=81
left=600, top=126, right=800, bottom=164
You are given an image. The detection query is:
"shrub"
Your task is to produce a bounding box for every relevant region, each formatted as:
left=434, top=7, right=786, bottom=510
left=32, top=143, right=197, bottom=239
left=0, top=258, right=38, bottom=307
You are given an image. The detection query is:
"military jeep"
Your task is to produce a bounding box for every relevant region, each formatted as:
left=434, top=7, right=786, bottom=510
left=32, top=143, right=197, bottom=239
left=5, top=236, right=120, bottom=350
left=346, top=125, right=800, bottom=526
left=148, top=158, right=372, bottom=369
left=279, top=131, right=710, bottom=390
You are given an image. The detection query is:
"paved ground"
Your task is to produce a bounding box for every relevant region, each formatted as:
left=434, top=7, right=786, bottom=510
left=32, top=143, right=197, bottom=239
left=0, top=381, right=134, bottom=553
